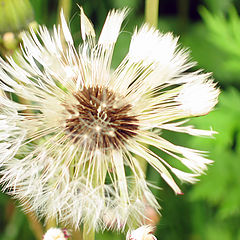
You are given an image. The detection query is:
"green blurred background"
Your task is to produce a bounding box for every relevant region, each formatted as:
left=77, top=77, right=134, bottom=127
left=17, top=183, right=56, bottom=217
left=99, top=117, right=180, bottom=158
left=1, top=0, right=240, bottom=239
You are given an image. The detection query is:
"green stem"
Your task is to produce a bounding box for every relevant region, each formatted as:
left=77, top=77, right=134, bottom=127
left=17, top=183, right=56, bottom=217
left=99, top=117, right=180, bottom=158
left=82, top=223, right=95, bottom=240
left=46, top=217, right=56, bottom=230
left=57, top=0, right=72, bottom=24
left=140, top=0, right=159, bottom=173
left=57, top=0, right=72, bottom=51
left=145, top=0, right=159, bottom=27
left=24, top=202, right=44, bottom=240
left=72, top=229, right=83, bottom=240
left=26, top=212, right=44, bottom=240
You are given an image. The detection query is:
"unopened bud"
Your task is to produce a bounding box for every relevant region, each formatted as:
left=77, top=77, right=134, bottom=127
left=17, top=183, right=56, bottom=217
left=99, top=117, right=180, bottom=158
left=126, top=225, right=157, bottom=240
left=2, top=32, right=18, bottom=50
left=43, top=228, right=70, bottom=240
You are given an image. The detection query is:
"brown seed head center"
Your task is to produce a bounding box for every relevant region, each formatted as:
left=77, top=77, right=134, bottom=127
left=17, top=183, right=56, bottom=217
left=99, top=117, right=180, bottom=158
left=64, top=86, right=139, bottom=150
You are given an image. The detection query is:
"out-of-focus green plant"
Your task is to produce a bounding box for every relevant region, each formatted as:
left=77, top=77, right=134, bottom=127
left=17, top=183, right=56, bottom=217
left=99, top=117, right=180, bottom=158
left=153, top=4, right=240, bottom=239
left=0, top=0, right=34, bottom=33
left=152, top=88, right=240, bottom=240
left=0, top=0, right=37, bottom=55
left=188, top=10, right=240, bottom=227
left=200, top=7, right=240, bottom=81
left=202, top=0, right=234, bottom=13
left=182, top=6, right=240, bottom=84
left=185, top=88, right=240, bottom=239
left=190, top=88, right=240, bottom=217
left=168, top=8, right=240, bottom=238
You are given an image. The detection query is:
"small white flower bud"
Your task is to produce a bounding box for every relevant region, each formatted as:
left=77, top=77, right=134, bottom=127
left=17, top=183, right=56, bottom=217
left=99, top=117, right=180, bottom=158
left=43, top=228, right=69, bottom=240
left=126, top=225, right=157, bottom=240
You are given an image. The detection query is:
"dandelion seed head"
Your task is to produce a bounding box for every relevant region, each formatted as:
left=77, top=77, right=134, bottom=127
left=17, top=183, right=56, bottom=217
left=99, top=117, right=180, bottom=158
left=0, top=7, right=219, bottom=231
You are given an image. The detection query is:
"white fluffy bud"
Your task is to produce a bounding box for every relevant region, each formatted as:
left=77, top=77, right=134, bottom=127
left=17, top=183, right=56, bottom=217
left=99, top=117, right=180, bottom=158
left=126, top=225, right=157, bottom=240
left=43, top=228, right=69, bottom=240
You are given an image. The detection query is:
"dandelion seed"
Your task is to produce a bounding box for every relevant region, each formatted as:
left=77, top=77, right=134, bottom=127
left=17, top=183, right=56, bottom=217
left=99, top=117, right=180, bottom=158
left=0, top=8, right=219, bottom=231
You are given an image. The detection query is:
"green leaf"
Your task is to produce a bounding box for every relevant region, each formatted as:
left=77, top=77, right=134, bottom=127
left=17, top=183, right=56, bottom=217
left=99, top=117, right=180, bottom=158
left=189, top=88, right=240, bottom=220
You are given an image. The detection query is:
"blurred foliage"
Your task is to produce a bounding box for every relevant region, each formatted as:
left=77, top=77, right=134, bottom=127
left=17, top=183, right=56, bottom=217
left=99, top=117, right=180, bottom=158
left=201, top=6, right=240, bottom=84
left=0, top=0, right=34, bottom=33
left=182, top=7, right=240, bottom=84
left=0, top=193, right=35, bottom=240
left=202, top=0, right=234, bottom=13
left=1, top=0, right=240, bottom=239
left=186, top=88, right=240, bottom=239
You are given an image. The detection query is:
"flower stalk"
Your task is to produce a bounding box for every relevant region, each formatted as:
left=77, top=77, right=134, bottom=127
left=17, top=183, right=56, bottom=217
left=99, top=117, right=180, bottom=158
left=145, top=0, right=159, bottom=27
left=82, top=224, right=95, bottom=240
left=23, top=202, right=44, bottom=240
left=26, top=212, right=44, bottom=240
left=58, top=0, right=72, bottom=24
left=46, top=217, right=57, bottom=230
left=139, top=0, right=160, bottom=174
